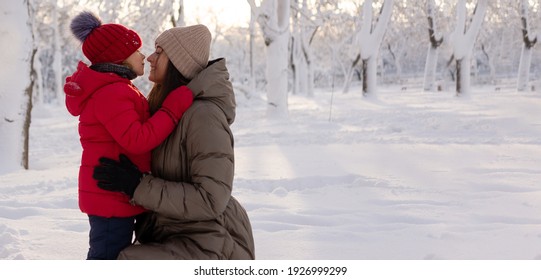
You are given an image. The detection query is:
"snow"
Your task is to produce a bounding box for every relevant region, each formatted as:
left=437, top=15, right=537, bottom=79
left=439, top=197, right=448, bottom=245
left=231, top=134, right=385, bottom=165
left=1, top=83, right=541, bottom=260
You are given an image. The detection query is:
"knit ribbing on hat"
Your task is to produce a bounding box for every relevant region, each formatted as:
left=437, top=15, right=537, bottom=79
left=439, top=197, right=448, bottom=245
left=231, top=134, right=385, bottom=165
left=70, top=11, right=142, bottom=64
left=156, top=25, right=211, bottom=80
left=82, top=23, right=142, bottom=64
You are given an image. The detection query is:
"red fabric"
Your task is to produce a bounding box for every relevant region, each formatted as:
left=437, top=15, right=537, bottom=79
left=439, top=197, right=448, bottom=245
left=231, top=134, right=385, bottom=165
left=82, top=23, right=142, bottom=64
left=64, top=61, right=178, bottom=218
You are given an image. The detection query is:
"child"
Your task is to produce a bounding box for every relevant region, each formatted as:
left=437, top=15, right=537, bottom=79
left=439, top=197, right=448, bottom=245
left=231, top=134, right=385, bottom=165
left=63, top=11, right=193, bottom=260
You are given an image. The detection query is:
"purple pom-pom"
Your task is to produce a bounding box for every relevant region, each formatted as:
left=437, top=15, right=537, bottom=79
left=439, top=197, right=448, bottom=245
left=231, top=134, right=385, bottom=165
left=70, top=11, right=102, bottom=42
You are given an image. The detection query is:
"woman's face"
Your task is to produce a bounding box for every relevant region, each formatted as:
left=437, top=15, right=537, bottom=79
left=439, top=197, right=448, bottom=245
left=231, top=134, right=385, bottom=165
left=124, top=50, right=145, bottom=76
left=147, top=45, right=169, bottom=83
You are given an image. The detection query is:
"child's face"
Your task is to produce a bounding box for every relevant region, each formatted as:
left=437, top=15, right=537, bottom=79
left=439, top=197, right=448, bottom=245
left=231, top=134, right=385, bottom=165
left=147, top=46, right=168, bottom=84
left=124, top=50, right=145, bottom=76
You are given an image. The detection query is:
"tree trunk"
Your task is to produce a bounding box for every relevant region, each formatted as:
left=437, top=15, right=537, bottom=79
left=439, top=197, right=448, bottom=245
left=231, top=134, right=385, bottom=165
left=266, top=32, right=289, bottom=117
left=249, top=0, right=291, bottom=118
left=517, top=46, right=533, bottom=91
left=52, top=5, right=62, bottom=103
left=23, top=49, right=37, bottom=169
left=342, top=53, right=360, bottom=94
left=249, top=7, right=257, bottom=97
left=517, top=0, right=537, bottom=92
left=291, top=36, right=310, bottom=97
left=450, top=0, right=486, bottom=97
left=363, top=57, right=378, bottom=96
left=456, top=56, right=471, bottom=96
left=423, top=0, right=443, bottom=91
left=424, top=46, right=440, bottom=91
left=356, top=0, right=394, bottom=97
left=290, top=0, right=317, bottom=97
left=0, top=0, right=35, bottom=173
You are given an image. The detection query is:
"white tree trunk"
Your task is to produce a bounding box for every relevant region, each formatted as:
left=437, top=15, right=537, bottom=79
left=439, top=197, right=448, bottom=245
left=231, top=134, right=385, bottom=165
left=266, top=32, right=289, bottom=117
left=52, top=5, right=62, bottom=103
left=300, top=37, right=315, bottom=97
left=342, top=54, right=360, bottom=94
left=449, top=0, right=486, bottom=96
left=291, top=36, right=309, bottom=96
left=248, top=7, right=257, bottom=97
left=291, top=42, right=302, bottom=95
left=0, top=0, right=34, bottom=173
left=290, top=0, right=316, bottom=97
left=356, top=0, right=394, bottom=96
left=423, top=0, right=443, bottom=91
left=249, top=0, right=291, bottom=118
left=424, top=46, right=439, bottom=91
left=517, top=0, right=537, bottom=92
left=291, top=16, right=301, bottom=96
left=517, top=46, right=533, bottom=91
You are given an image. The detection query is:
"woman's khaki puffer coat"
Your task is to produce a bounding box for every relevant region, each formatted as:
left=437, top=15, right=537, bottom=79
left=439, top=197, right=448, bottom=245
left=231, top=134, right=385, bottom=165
left=118, top=58, right=255, bottom=260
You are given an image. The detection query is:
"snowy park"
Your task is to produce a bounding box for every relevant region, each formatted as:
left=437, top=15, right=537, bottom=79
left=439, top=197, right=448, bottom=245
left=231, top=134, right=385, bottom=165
left=1, top=0, right=541, bottom=263
left=1, top=83, right=541, bottom=260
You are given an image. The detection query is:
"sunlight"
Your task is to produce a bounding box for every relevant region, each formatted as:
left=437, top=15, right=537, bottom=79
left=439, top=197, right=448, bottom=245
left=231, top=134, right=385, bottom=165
left=529, top=0, right=539, bottom=11
left=185, top=0, right=251, bottom=28
left=338, top=0, right=359, bottom=13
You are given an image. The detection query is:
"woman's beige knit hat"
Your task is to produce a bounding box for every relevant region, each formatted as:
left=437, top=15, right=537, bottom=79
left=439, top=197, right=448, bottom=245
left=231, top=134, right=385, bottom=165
left=156, top=24, right=211, bottom=79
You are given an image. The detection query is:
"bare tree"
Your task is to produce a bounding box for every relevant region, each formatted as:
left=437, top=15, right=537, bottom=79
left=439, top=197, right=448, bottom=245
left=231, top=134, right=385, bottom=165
left=0, top=0, right=35, bottom=173
left=448, top=0, right=487, bottom=96
left=248, top=0, right=291, bottom=118
left=32, top=0, right=67, bottom=105
left=350, top=0, right=394, bottom=97
left=248, top=5, right=258, bottom=97
left=290, top=0, right=323, bottom=97
left=517, top=0, right=538, bottom=91
left=423, top=0, right=444, bottom=91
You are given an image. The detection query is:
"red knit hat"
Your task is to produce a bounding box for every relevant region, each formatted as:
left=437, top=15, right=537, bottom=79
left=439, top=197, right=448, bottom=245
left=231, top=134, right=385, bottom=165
left=70, top=11, right=142, bottom=64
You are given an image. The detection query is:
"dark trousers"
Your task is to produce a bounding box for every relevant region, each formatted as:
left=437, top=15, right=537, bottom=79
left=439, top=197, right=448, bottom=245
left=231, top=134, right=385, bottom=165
left=87, top=215, right=135, bottom=260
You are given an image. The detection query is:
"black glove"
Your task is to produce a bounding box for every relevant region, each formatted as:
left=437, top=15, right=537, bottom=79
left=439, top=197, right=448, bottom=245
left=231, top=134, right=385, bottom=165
left=93, top=154, right=142, bottom=198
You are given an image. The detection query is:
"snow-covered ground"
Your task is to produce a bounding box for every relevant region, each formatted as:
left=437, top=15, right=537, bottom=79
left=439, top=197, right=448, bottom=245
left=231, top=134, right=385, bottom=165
left=1, top=84, right=541, bottom=260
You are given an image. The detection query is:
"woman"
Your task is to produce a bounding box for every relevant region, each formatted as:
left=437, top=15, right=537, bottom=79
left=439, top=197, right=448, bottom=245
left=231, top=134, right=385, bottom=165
left=93, top=24, right=255, bottom=259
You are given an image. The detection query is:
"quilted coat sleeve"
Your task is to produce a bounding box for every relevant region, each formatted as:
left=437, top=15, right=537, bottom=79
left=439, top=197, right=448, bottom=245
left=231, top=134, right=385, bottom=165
left=94, top=84, right=188, bottom=155
left=133, top=103, right=234, bottom=220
